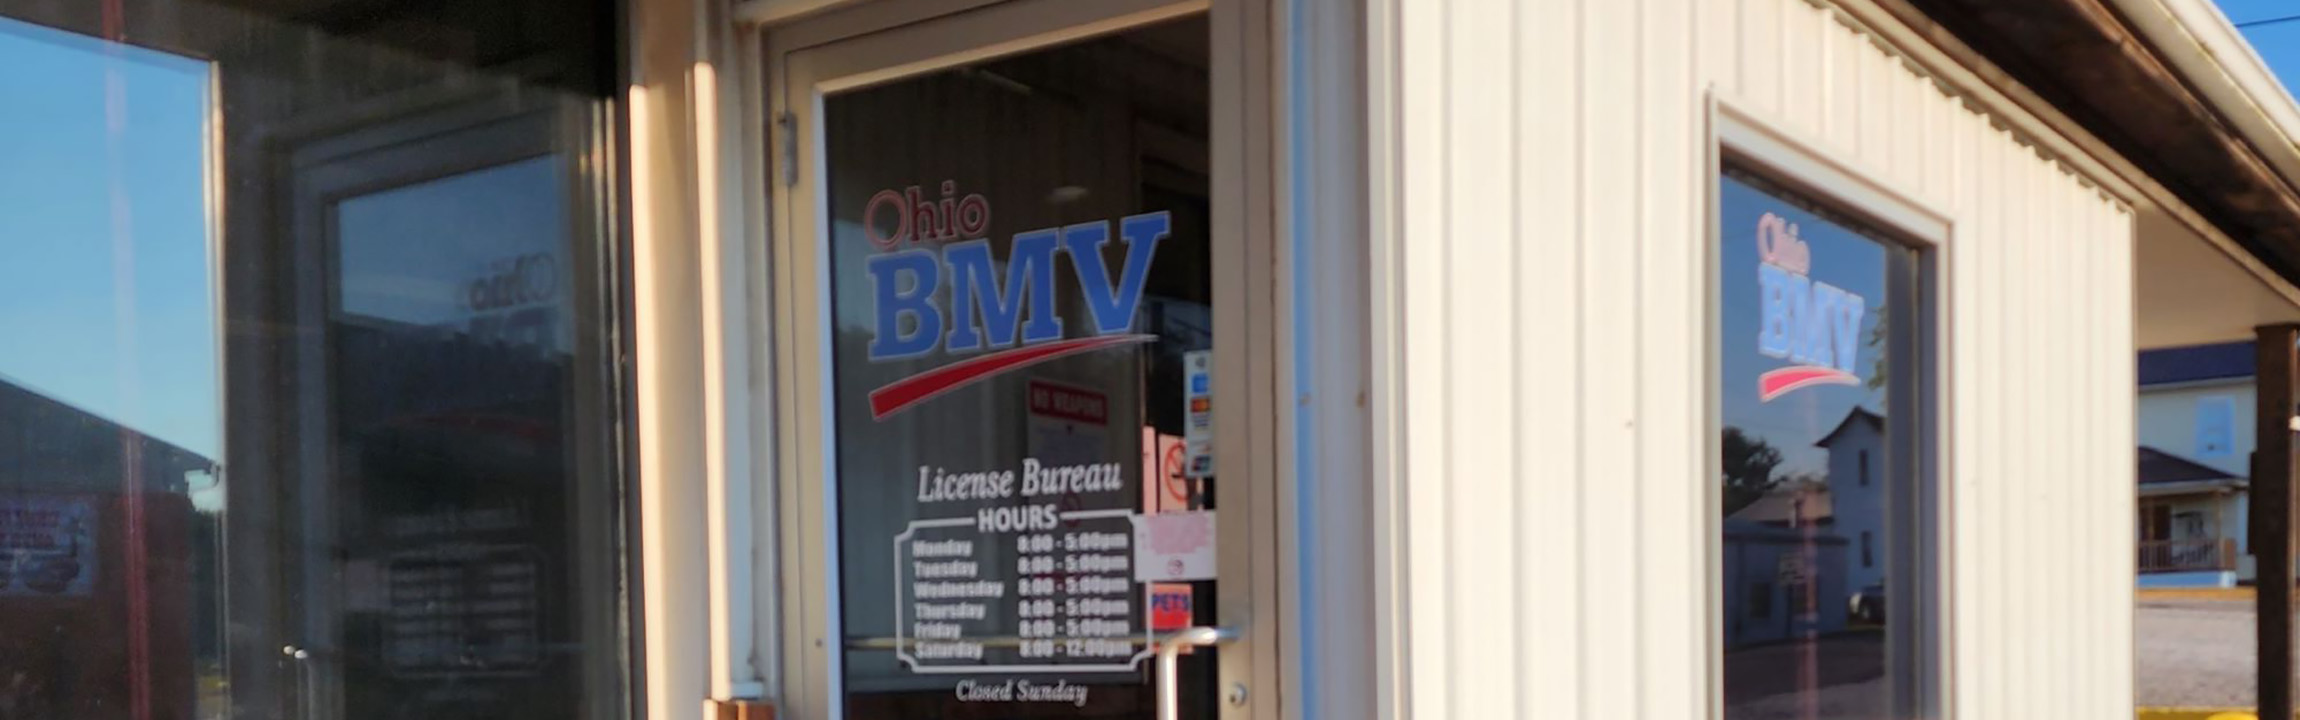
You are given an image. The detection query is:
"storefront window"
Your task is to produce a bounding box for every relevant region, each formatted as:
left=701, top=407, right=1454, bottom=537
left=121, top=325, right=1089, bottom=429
left=820, top=17, right=1217, bottom=719
left=0, top=18, right=217, bottom=719
left=0, top=1, right=625, bottom=718
left=1717, top=170, right=1921, bottom=719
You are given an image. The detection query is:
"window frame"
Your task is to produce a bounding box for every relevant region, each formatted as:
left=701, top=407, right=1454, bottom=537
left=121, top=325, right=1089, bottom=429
left=2196, top=394, right=2237, bottom=458
left=284, top=93, right=631, bottom=720
left=1704, top=97, right=1952, bottom=720
left=2175, top=510, right=2207, bottom=538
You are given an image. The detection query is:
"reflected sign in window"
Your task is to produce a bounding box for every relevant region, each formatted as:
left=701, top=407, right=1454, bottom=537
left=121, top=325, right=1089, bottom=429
left=1717, top=170, right=1919, bottom=720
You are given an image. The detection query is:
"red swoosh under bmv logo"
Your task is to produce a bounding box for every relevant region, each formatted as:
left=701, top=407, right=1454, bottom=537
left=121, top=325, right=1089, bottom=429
left=1758, top=366, right=1859, bottom=402
left=870, top=334, right=1158, bottom=419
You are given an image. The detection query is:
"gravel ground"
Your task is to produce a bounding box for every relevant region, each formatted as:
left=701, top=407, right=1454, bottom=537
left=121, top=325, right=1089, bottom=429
left=1716, top=601, right=2272, bottom=710
left=2137, top=599, right=2269, bottom=707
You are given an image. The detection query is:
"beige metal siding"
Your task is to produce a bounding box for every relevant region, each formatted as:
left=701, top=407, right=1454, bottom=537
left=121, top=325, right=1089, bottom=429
left=1389, top=0, right=2137, bottom=717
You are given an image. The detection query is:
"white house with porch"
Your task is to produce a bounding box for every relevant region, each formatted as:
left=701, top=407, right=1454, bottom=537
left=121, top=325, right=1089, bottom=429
left=2136, top=342, right=2257, bottom=588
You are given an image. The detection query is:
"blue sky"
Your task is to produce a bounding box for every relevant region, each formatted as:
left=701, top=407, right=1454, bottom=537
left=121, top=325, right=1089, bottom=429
left=2223, top=1, right=2300, bottom=93
left=0, top=18, right=214, bottom=460
left=0, top=14, right=567, bottom=475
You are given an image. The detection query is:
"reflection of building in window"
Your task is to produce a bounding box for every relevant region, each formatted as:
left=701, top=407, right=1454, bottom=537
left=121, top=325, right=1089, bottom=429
left=1790, top=578, right=1816, bottom=616
left=1718, top=156, right=1915, bottom=720
left=0, top=0, right=621, bottom=717
left=336, top=157, right=575, bottom=356
left=1727, top=482, right=1832, bottom=528
left=0, top=378, right=215, bottom=718
left=0, top=15, right=216, bottom=474
left=1818, top=408, right=1887, bottom=605
left=1721, top=519, right=1848, bottom=650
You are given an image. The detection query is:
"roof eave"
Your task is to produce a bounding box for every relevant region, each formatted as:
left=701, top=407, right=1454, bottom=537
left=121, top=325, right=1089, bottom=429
left=2139, top=478, right=2248, bottom=496
left=1896, top=0, right=2300, bottom=287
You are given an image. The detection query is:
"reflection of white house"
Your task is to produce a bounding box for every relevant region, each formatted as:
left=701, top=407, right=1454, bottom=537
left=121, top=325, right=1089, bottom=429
left=2135, top=343, right=2255, bottom=588
left=1729, top=483, right=1832, bottom=528
left=1725, top=407, right=1887, bottom=624
left=1720, top=519, right=1848, bottom=650
left=1720, top=409, right=1881, bottom=650
left=1817, top=408, right=1887, bottom=600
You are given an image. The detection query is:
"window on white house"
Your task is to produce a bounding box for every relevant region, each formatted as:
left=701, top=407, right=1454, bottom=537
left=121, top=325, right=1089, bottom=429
left=2176, top=511, right=2207, bottom=539
left=2196, top=395, right=2235, bottom=458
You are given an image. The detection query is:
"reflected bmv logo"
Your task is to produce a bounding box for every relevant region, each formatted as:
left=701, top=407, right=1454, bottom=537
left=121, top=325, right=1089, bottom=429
left=863, top=182, right=1166, bottom=419
left=1754, top=212, right=1865, bottom=402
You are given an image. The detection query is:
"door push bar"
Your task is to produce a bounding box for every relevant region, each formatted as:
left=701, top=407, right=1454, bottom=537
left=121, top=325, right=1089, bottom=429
left=1156, top=626, right=1237, bottom=720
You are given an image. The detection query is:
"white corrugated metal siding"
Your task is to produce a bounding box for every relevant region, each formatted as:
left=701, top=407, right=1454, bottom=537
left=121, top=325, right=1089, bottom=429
left=1388, top=0, right=2137, bottom=717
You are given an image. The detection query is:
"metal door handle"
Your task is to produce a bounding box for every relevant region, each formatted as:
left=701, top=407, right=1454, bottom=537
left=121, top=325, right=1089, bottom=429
left=1156, top=626, right=1236, bottom=720
left=283, top=645, right=314, bottom=720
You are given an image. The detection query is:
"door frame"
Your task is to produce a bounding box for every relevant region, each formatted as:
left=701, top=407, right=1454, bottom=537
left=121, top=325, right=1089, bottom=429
left=754, top=0, right=1277, bottom=717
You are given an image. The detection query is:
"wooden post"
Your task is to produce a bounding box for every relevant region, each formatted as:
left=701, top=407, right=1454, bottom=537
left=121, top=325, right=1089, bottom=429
left=2256, top=325, right=2299, bottom=720
left=2219, top=494, right=2230, bottom=570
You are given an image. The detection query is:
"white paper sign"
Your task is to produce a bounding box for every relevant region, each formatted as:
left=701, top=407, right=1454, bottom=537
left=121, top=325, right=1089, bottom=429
left=1132, top=510, right=1216, bottom=582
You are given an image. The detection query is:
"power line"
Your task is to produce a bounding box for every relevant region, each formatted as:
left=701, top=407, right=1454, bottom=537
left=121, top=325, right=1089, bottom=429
left=2237, top=13, right=2300, bottom=29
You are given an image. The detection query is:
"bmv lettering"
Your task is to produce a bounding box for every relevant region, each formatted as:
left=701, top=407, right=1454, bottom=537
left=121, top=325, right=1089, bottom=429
left=860, top=181, right=1167, bottom=418
left=1754, top=212, right=1865, bottom=401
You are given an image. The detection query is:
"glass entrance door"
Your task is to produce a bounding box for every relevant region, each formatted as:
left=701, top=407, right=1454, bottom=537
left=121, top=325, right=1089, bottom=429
left=281, top=99, right=625, bottom=720
left=770, top=2, right=1248, bottom=717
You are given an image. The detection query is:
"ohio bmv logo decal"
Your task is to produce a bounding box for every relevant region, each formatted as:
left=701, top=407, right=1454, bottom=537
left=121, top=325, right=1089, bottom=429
left=1754, top=211, right=1865, bottom=402
left=863, top=181, right=1165, bottom=419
